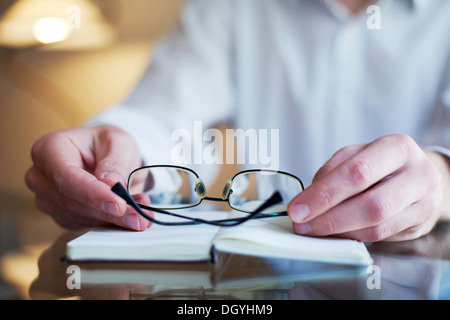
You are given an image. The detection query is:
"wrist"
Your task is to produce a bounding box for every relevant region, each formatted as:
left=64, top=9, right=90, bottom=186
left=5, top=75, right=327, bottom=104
left=425, top=150, right=450, bottom=222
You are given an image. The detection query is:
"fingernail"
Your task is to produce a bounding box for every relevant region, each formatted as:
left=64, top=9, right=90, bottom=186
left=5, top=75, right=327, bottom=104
left=102, top=201, right=120, bottom=216
left=289, top=203, right=310, bottom=223
left=123, top=214, right=141, bottom=231
left=294, top=223, right=311, bottom=235
left=101, top=172, right=125, bottom=185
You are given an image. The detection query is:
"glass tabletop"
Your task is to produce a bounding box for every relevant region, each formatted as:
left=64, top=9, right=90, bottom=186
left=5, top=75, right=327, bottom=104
left=24, top=221, right=450, bottom=300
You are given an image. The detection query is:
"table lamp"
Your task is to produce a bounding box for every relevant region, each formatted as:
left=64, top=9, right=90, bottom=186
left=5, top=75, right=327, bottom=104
left=0, top=0, right=115, bottom=50
left=0, top=0, right=118, bottom=125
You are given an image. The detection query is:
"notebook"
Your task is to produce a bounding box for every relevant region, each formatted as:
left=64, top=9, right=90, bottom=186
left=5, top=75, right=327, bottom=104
left=66, top=211, right=372, bottom=266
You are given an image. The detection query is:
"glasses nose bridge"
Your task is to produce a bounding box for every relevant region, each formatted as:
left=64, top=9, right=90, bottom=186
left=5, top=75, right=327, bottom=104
left=194, top=177, right=234, bottom=202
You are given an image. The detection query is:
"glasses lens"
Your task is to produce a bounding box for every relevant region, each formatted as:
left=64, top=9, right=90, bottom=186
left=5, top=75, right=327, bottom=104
left=229, top=171, right=303, bottom=213
left=128, top=167, right=200, bottom=209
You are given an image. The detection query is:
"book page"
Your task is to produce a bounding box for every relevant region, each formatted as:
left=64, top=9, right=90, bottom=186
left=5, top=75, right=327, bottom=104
left=212, top=216, right=373, bottom=266
left=66, top=211, right=230, bottom=262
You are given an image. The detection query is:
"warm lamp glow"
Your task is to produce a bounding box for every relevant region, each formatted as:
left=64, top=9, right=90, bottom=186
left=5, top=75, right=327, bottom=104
left=0, top=0, right=115, bottom=49
left=32, top=17, right=70, bottom=44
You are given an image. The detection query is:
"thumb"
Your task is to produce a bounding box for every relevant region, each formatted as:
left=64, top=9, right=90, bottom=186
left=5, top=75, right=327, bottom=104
left=93, top=126, right=141, bottom=188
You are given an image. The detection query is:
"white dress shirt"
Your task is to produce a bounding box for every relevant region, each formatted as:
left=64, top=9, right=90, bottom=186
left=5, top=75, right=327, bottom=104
left=90, top=0, right=450, bottom=186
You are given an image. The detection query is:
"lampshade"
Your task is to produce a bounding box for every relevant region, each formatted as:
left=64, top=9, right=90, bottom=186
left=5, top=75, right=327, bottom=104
left=0, top=0, right=116, bottom=50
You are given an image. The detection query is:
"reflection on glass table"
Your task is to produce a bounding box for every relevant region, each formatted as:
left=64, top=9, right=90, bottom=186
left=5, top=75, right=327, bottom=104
left=29, top=222, right=450, bottom=300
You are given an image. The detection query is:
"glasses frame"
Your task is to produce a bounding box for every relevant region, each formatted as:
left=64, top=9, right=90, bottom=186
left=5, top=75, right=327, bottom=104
left=112, top=165, right=304, bottom=227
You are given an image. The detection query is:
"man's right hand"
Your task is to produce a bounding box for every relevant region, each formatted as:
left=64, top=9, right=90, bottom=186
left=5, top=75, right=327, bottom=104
left=25, top=125, right=152, bottom=231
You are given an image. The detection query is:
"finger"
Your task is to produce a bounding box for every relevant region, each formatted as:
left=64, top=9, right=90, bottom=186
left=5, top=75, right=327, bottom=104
left=32, top=131, right=129, bottom=217
left=93, top=127, right=142, bottom=187
left=25, top=166, right=45, bottom=197
left=26, top=166, right=82, bottom=213
left=35, top=196, right=108, bottom=229
left=57, top=167, right=128, bottom=217
left=288, top=135, right=412, bottom=224
left=29, top=166, right=152, bottom=230
left=127, top=193, right=153, bottom=230
left=380, top=193, right=439, bottom=242
left=312, top=145, right=364, bottom=183
left=35, top=193, right=151, bottom=231
left=292, top=168, right=424, bottom=236
left=337, top=200, right=435, bottom=242
left=26, top=166, right=79, bottom=208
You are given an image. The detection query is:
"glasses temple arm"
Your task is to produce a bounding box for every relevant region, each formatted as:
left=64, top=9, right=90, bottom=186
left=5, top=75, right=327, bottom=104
left=215, top=191, right=284, bottom=227
left=253, top=191, right=283, bottom=214
left=112, top=183, right=241, bottom=226
left=110, top=183, right=156, bottom=221
left=112, top=183, right=204, bottom=226
left=111, top=183, right=284, bottom=227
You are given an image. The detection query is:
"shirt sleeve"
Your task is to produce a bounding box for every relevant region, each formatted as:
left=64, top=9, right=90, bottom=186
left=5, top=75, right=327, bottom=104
left=87, top=0, right=235, bottom=168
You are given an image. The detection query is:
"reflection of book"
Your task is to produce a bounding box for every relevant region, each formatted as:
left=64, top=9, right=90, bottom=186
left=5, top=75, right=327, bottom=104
left=66, top=211, right=372, bottom=266
left=74, top=253, right=367, bottom=300
left=212, top=253, right=366, bottom=293
left=76, top=261, right=213, bottom=288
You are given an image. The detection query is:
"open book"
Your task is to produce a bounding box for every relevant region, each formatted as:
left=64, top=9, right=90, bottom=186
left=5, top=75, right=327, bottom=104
left=66, top=211, right=373, bottom=266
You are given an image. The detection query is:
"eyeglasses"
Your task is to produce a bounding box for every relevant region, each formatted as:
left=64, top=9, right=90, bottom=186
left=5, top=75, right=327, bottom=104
left=111, top=165, right=304, bottom=227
